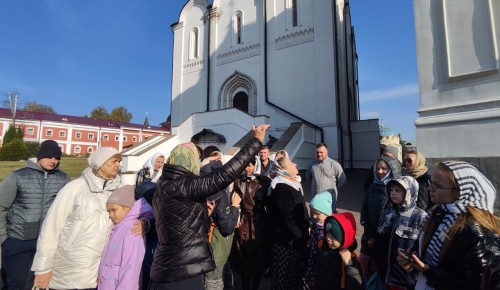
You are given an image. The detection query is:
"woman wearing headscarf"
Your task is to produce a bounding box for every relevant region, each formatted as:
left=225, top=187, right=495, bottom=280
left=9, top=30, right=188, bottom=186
left=273, top=149, right=290, bottom=161
left=149, top=124, right=269, bottom=290
left=398, top=161, right=500, bottom=290
left=230, top=156, right=269, bottom=290
left=137, top=152, right=166, bottom=184
left=359, top=156, right=402, bottom=274
left=32, top=147, right=148, bottom=289
left=403, top=150, right=432, bottom=211
left=267, top=157, right=310, bottom=290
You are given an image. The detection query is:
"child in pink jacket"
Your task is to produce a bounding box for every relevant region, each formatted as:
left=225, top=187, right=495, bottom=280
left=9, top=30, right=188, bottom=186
left=98, top=185, right=153, bottom=289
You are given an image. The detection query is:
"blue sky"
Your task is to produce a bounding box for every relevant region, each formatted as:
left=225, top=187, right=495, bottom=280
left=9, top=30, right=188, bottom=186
left=0, top=0, right=419, bottom=140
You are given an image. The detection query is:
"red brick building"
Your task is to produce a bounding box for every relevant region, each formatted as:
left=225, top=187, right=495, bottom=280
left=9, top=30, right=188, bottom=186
left=0, top=108, right=170, bottom=155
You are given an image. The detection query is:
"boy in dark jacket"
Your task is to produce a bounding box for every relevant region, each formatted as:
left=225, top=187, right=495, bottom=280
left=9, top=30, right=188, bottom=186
left=315, top=212, right=365, bottom=290
left=374, top=176, right=427, bottom=290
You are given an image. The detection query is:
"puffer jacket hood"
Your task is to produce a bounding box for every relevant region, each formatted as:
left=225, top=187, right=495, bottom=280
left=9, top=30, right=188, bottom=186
left=372, top=156, right=402, bottom=184
left=150, top=137, right=262, bottom=283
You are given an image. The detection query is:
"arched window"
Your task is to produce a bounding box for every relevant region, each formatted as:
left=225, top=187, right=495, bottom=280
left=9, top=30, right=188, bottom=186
left=286, top=0, right=299, bottom=28
left=189, top=27, right=199, bottom=59
left=233, top=11, right=243, bottom=45
left=291, top=0, right=298, bottom=27
left=233, top=91, right=249, bottom=113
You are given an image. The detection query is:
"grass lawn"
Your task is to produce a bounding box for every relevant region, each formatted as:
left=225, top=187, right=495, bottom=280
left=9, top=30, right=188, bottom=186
left=0, top=157, right=88, bottom=181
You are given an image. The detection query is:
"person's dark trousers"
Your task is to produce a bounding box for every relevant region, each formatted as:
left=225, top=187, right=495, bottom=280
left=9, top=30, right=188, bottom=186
left=1, top=237, right=37, bottom=290
left=148, top=275, right=204, bottom=290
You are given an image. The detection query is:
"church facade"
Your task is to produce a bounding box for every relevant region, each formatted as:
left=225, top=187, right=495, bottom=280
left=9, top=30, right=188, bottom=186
left=121, top=0, right=380, bottom=177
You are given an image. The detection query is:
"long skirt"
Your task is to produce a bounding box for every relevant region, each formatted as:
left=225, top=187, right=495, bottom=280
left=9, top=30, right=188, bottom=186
left=270, top=242, right=304, bottom=290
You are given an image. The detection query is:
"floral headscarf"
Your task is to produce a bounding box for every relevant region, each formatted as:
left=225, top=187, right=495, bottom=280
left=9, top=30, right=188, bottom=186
left=268, top=160, right=302, bottom=195
left=166, top=142, right=201, bottom=176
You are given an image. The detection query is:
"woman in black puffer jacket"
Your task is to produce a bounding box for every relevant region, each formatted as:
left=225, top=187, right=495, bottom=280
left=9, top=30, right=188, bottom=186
left=149, top=125, right=269, bottom=290
left=398, top=161, right=500, bottom=290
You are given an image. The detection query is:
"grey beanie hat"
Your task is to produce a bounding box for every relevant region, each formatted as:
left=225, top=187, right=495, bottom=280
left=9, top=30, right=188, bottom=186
left=88, top=147, right=120, bottom=170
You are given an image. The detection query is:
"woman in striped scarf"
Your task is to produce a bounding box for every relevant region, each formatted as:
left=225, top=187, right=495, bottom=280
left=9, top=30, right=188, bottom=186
left=397, top=161, right=500, bottom=290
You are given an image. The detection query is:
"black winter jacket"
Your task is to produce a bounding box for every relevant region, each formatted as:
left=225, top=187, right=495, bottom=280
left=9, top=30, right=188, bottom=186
left=150, top=138, right=262, bottom=283
left=421, top=219, right=500, bottom=290
left=268, top=183, right=309, bottom=248
left=315, top=240, right=364, bottom=290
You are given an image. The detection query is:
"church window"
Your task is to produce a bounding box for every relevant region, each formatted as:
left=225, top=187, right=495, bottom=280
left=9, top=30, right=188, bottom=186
left=291, top=0, right=298, bottom=27
left=189, top=27, right=200, bottom=59
left=233, top=91, right=249, bottom=113
left=286, top=0, right=299, bottom=28
left=233, top=12, right=243, bottom=45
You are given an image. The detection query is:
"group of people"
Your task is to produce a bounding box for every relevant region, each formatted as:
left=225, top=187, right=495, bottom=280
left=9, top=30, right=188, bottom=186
left=359, top=146, right=500, bottom=290
left=0, top=127, right=498, bottom=290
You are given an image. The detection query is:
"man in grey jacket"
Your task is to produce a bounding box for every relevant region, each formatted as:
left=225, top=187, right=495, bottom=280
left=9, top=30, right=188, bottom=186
left=0, top=140, right=70, bottom=290
left=307, top=143, right=346, bottom=212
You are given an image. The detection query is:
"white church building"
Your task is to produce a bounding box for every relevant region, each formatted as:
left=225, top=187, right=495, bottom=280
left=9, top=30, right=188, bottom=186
left=121, top=0, right=380, bottom=183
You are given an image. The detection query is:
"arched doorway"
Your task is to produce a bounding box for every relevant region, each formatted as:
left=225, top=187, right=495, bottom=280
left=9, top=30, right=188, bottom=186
left=233, top=91, right=249, bottom=113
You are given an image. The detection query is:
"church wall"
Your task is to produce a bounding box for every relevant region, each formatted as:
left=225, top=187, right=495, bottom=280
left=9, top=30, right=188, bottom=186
left=264, top=0, right=339, bottom=152
left=414, top=0, right=500, bottom=211
left=414, top=0, right=500, bottom=159
left=171, top=3, right=208, bottom=128
left=170, top=0, right=363, bottom=165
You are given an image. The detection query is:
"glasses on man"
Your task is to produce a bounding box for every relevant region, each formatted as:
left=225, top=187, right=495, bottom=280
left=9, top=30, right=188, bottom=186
left=427, top=180, right=457, bottom=192
left=404, top=158, right=415, bottom=163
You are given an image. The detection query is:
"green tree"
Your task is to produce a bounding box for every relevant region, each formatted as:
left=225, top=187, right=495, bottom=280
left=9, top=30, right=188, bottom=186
left=21, top=101, right=56, bottom=113
left=90, top=106, right=110, bottom=120
left=110, top=106, right=132, bottom=123
left=2, top=126, right=23, bottom=144
left=0, top=140, right=29, bottom=161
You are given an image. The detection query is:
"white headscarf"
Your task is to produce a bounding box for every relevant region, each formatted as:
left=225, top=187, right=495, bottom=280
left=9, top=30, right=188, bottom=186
left=143, top=152, right=165, bottom=183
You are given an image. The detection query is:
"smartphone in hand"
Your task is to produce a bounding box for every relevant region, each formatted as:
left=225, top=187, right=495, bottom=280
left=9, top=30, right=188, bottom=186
left=398, top=248, right=413, bottom=262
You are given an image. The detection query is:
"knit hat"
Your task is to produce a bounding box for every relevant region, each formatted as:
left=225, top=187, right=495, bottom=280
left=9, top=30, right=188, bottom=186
left=325, top=216, right=343, bottom=244
left=324, top=212, right=357, bottom=248
left=88, top=147, right=121, bottom=170
left=310, top=191, right=333, bottom=215
left=107, top=185, right=135, bottom=207
left=36, top=140, right=62, bottom=161
left=383, top=146, right=399, bottom=158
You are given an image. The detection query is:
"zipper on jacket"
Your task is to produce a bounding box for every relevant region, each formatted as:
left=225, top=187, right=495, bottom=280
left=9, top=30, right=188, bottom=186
left=385, top=212, right=399, bottom=283
left=39, top=171, right=48, bottom=234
